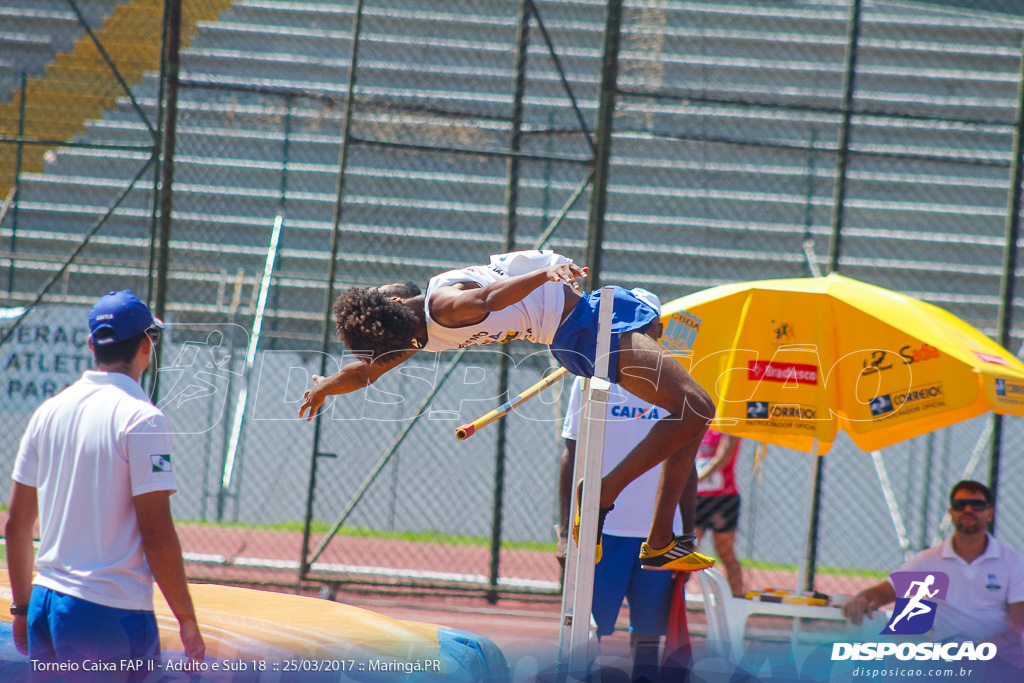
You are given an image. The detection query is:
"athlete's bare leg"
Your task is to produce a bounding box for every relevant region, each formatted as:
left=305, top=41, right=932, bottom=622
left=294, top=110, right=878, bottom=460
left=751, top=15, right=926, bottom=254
left=603, top=331, right=714, bottom=549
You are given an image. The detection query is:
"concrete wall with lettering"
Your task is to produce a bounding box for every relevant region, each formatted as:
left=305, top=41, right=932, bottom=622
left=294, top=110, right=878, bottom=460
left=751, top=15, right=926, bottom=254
left=1, top=306, right=99, bottom=475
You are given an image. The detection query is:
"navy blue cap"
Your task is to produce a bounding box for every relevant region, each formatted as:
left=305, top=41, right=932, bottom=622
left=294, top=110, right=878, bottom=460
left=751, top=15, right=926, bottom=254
left=88, top=290, right=164, bottom=346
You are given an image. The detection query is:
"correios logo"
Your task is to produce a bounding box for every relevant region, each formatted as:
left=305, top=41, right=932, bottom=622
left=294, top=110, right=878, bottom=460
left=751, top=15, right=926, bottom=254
left=870, top=383, right=943, bottom=418
left=884, top=571, right=948, bottom=635
left=745, top=401, right=816, bottom=421
left=995, top=378, right=1024, bottom=397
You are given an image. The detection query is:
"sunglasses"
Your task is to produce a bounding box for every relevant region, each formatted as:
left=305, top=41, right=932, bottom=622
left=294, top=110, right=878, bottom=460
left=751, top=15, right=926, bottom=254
left=950, top=499, right=989, bottom=512
left=145, top=326, right=162, bottom=347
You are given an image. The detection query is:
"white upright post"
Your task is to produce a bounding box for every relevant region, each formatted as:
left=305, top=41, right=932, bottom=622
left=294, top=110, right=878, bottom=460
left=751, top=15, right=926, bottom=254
left=558, top=286, right=615, bottom=680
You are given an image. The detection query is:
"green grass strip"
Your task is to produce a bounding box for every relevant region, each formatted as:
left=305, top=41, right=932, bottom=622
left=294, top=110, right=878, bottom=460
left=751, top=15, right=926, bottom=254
left=177, top=519, right=558, bottom=553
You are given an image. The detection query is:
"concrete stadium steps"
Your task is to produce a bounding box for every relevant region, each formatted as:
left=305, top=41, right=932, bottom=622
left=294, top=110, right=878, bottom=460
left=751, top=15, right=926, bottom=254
left=4, top=228, right=152, bottom=269
left=81, top=119, right=345, bottom=165
left=856, top=4, right=1023, bottom=50
left=3, top=236, right=412, bottom=325
left=0, top=0, right=234, bottom=196
left=10, top=155, right=1008, bottom=274
left=4, top=244, right=1009, bottom=344
left=0, top=257, right=326, bottom=328
left=88, top=85, right=1015, bottom=185
left=21, top=133, right=1015, bottom=238
left=598, top=247, right=813, bottom=294
left=612, top=144, right=1012, bottom=210
left=0, top=59, right=15, bottom=98
left=0, top=1, right=125, bottom=94
left=20, top=161, right=971, bottom=246
left=219, top=0, right=607, bottom=41
left=5, top=192, right=514, bottom=263
left=2, top=250, right=154, bottom=303
left=836, top=228, right=1003, bottom=271
left=171, top=0, right=1024, bottom=141
left=221, top=0, right=358, bottom=32
left=0, top=33, right=54, bottom=89
left=44, top=146, right=561, bottom=203
left=4, top=0, right=1024, bottom=344
left=13, top=173, right=526, bottom=229
left=178, top=47, right=602, bottom=110
left=843, top=119, right=1015, bottom=159
left=0, top=7, right=85, bottom=56
left=0, top=0, right=122, bottom=24
left=617, top=6, right=1021, bottom=120
left=184, top=4, right=1022, bottom=121
left=615, top=101, right=1014, bottom=152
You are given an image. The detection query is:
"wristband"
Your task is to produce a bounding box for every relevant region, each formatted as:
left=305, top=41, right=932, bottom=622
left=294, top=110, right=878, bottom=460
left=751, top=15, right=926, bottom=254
left=10, top=604, right=29, bottom=616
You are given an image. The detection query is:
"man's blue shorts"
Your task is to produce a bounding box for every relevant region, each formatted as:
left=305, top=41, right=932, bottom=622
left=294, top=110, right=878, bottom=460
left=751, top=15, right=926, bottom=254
left=592, top=535, right=674, bottom=637
left=549, top=285, right=659, bottom=379
left=28, top=586, right=160, bottom=681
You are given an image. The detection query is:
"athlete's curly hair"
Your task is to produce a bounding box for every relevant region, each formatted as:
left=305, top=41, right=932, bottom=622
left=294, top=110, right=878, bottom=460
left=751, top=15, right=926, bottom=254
left=333, top=283, right=421, bottom=359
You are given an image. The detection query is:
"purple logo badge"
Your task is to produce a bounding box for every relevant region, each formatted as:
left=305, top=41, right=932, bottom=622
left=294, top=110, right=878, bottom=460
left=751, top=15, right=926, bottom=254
left=882, top=571, right=949, bottom=635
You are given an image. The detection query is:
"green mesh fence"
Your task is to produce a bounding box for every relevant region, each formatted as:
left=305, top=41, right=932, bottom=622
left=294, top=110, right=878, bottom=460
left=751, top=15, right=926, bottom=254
left=1, top=0, right=1024, bottom=602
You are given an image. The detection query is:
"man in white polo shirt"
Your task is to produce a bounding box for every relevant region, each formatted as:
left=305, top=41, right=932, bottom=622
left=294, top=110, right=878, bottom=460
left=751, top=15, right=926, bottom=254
left=843, top=480, right=1024, bottom=651
left=6, top=291, right=205, bottom=677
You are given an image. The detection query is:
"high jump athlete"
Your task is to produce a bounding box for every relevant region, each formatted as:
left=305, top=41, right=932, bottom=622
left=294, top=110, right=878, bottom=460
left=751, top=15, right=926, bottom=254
left=298, top=251, right=715, bottom=571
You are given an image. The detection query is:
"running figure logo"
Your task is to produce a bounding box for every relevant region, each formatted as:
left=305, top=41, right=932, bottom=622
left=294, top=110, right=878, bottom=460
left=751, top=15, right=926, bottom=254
left=883, top=571, right=949, bottom=635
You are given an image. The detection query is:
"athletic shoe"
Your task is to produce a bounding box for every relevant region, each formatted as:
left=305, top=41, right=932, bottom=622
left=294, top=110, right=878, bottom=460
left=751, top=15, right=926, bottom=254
left=639, top=534, right=716, bottom=571
left=572, top=479, right=613, bottom=563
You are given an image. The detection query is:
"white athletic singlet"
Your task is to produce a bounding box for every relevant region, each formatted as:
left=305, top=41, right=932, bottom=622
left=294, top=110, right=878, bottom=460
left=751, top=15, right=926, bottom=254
left=422, top=251, right=569, bottom=351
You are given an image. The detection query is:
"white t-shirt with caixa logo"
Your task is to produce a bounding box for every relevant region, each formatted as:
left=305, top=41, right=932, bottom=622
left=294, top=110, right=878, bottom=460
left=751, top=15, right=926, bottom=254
left=13, top=371, right=178, bottom=611
left=561, top=376, right=683, bottom=539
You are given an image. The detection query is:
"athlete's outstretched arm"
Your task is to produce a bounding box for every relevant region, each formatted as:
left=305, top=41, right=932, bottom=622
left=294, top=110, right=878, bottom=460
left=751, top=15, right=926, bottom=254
left=430, top=263, right=587, bottom=327
left=299, top=348, right=418, bottom=421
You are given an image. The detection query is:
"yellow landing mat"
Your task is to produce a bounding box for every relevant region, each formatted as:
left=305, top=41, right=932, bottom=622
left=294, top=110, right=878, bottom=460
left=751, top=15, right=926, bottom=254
left=0, top=577, right=509, bottom=681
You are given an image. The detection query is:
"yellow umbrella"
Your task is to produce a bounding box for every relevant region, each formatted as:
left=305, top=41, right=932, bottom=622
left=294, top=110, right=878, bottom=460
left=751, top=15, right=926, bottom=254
left=663, top=272, right=1024, bottom=455
left=662, top=273, right=1024, bottom=592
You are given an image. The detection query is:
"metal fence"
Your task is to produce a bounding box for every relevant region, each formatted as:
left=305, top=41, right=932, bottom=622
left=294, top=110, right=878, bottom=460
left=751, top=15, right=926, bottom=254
left=2, top=0, right=1024, bottom=603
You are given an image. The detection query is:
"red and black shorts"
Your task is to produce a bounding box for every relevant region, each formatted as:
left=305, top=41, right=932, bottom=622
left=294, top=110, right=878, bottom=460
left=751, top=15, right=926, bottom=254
left=696, top=494, right=741, bottom=532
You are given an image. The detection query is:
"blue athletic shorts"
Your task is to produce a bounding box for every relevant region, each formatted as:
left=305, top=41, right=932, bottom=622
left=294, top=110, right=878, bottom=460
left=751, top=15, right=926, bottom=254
left=548, top=286, right=659, bottom=379
left=28, top=586, right=160, bottom=681
left=591, top=535, right=674, bottom=637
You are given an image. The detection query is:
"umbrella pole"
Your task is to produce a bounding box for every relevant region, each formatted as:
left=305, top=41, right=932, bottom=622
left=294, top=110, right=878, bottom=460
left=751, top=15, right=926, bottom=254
left=792, top=437, right=822, bottom=652
left=797, top=437, right=822, bottom=594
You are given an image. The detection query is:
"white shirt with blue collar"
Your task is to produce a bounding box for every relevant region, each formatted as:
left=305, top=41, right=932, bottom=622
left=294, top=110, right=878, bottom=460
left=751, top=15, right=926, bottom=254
left=892, top=534, right=1024, bottom=642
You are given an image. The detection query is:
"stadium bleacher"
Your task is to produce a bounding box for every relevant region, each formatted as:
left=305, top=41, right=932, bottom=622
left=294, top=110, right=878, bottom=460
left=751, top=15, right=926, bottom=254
left=1, top=0, right=1023, bottom=344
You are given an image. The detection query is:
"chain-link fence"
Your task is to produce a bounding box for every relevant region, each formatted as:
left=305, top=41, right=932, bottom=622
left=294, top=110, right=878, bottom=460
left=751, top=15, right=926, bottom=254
left=2, top=0, right=1024, bottom=605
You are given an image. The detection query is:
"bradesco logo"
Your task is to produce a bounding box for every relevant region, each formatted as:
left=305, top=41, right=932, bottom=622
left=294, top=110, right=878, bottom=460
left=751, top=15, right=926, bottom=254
left=832, top=571, right=997, bottom=663
left=747, top=360, right=818, bottom=385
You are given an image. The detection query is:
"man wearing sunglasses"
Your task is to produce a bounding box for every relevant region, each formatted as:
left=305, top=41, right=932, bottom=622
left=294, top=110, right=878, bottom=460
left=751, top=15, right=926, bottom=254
left=5, top=291, right=205, bottom=677
left=842, top=480, right=1024, bottom=650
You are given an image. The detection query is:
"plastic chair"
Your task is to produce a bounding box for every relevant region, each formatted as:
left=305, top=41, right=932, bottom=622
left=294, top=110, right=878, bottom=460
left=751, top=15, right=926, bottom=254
left=696, top=568, right=870, bottom=660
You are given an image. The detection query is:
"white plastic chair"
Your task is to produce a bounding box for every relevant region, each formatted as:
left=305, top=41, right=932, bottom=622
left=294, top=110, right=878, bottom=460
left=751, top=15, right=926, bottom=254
left=696, top=568, right=878, bottom=660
